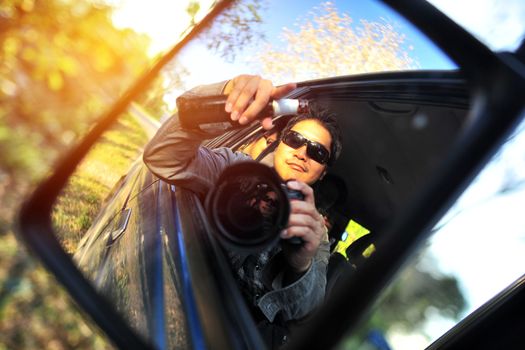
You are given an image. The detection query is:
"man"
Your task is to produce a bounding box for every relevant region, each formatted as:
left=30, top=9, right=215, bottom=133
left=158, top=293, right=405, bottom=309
left=143, top=74, right=341, bottom=346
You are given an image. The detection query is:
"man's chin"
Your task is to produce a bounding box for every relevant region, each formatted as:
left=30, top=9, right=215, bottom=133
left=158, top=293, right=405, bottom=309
left=282, top=169, right=304, bottom=182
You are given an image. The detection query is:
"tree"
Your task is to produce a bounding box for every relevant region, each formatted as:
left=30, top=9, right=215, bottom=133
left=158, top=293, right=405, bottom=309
left=136, top=0, right=266, bottom=117
left=199, top=0, right=266, bottom=63
left=374, top=252, right=466, bottom=331
left=0, top=0, right=152, bottom=181
left=258, top=1, right=419, bottom=82
left=0, top=1, right=156, bottom=348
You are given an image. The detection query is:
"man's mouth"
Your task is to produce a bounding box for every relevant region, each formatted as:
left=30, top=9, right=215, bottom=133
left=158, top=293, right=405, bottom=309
left=287, top=161, right=306, bottom=172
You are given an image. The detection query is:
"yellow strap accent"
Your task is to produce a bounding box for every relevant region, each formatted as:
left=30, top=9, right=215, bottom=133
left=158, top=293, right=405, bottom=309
left=333, top=219, right=371, bottom=260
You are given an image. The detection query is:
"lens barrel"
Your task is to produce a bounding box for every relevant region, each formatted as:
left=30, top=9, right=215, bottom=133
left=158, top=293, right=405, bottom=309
left=206, top=162, right=291, bottom=252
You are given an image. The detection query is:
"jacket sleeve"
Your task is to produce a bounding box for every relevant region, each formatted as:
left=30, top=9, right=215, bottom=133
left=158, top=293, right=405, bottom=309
left=257, top=241, right=330, bottom=322
left=143, top=81, right=250, bottom=196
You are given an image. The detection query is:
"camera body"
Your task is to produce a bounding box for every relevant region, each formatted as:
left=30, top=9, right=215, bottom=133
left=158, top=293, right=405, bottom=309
left=282, top=184, right=305, bottom=201
left=281, top=184, right=305, bottom=246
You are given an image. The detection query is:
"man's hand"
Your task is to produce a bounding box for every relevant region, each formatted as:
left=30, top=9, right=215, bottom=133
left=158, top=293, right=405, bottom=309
left=223, top=74, right=296, bottom=130
left=280, top=180, right=328, bottom=273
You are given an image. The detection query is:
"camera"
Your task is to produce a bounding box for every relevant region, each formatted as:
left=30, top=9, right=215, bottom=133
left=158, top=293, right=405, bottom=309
left=281, top=184, right=305, bottom=245
left=282, top=184, right=305, bottom=201
left=206, top=162, right=303, bottom=251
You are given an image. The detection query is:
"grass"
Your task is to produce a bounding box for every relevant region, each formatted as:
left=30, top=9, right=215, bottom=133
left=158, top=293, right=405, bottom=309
left=0, top=116, right=147, bottom=350
left=51, top=114, right=148, bottom=254
left=0, top=113, right=147, bottom=349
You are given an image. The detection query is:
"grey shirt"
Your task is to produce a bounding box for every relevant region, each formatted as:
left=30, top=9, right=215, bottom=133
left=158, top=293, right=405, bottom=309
left=143, top=81, right=329, bottom=322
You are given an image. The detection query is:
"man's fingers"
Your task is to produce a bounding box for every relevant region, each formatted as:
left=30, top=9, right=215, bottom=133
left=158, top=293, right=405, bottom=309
left=225, top=74, right=275, bottom=124
left=239, top=79, right=273, bottom=124
left=261, top=117, right=274, bottom=130
left=289, top=201, right=319, bottom=219
left=225, top=75, right=252, bottom=118
left=287, top=213, right=319, bottom=230
left=225, top=75, right=296, bottom=127
left=272, top=82, right=297, bottom=99
left=231, top=76, right=262, bottom=121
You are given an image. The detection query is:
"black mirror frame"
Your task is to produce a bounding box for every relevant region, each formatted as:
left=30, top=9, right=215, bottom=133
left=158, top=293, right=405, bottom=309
left=16, top=0, right=525, bottom=349
left=16, top=1, right=234, bottom=349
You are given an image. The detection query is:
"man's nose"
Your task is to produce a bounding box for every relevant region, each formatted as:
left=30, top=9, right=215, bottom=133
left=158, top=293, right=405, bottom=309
left=293, top=145, right=308, bottom=160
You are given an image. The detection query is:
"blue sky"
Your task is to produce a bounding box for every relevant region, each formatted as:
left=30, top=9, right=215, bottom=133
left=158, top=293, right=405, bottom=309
left=261, top=0, right=456, bottom=69
left=164, top=0, right=461, bottom=90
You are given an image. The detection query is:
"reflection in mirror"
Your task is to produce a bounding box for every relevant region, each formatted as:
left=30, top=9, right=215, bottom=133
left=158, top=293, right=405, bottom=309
left=51, top=114, right=161, bottom=342
left=52, top=110, right=192, bottom=348
left=50, top=0, right=477, bottom=349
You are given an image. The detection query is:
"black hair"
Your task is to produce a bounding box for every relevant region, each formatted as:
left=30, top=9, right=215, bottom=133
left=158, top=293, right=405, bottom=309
left=280, top=101, right=342, bottom=166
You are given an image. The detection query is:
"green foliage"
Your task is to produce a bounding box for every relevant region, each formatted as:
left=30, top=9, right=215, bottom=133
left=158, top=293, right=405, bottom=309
left=0, top=0, right=152, bottom=180
left=0, top=233, right=115, bottom=349
left=0, top=1, right=156, bottom=348
left=200, top=0, right=267, bottom=62
left=373, top=263, right=465, bottom=331
left=0, top=103, right=147, bottom=350
left=339, top=251, right=466, bottom=348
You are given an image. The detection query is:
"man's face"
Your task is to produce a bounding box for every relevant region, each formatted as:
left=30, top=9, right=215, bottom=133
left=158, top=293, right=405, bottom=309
left=274, top=119, right=332, bottom=185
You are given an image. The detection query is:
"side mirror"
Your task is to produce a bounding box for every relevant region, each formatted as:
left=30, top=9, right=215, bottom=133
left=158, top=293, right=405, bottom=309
left=13, top=1, right=525, bottom=349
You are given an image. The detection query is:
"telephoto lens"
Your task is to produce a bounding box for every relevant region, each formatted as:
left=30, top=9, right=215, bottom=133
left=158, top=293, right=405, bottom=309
left=206, top=162, right=291, bottom=252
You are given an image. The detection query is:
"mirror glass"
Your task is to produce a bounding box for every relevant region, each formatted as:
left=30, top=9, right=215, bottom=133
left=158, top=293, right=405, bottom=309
left=46, top=1, right=525, bottom=349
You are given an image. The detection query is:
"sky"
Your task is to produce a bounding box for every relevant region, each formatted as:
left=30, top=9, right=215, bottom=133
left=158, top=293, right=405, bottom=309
left=429, top=0, right=525, bottom=51
left=109, top=0, right=215, bottom=55
left=108, top=0, right=525, bottom=59
left=108, top=0, right=525, bottom=348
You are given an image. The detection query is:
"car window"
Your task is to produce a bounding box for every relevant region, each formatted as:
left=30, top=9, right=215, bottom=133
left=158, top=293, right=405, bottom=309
left=338, top=116, right=525, bottom=349
left=161, top=0, right=474, bottom=345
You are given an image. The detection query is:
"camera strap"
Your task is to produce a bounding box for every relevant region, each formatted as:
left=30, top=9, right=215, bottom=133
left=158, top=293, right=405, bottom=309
left=255, top=140, right=279, bottom=163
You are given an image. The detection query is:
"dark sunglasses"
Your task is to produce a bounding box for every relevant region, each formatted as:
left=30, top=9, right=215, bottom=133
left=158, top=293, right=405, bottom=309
left=282, top=130, right=330, bottom=165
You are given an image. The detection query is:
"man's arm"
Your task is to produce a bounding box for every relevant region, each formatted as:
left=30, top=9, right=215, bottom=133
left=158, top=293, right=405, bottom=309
left=143, top=81, right=246, bottom=196
left=143, top=76, right=296, bottom=195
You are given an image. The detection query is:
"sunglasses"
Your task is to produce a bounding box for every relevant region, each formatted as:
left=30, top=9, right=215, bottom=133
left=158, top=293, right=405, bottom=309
left=282, top=130, right=330, bottom=165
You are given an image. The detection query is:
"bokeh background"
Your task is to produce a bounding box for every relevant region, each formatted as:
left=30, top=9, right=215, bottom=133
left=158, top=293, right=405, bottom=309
left=0, top=1, right=173, bottom=348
